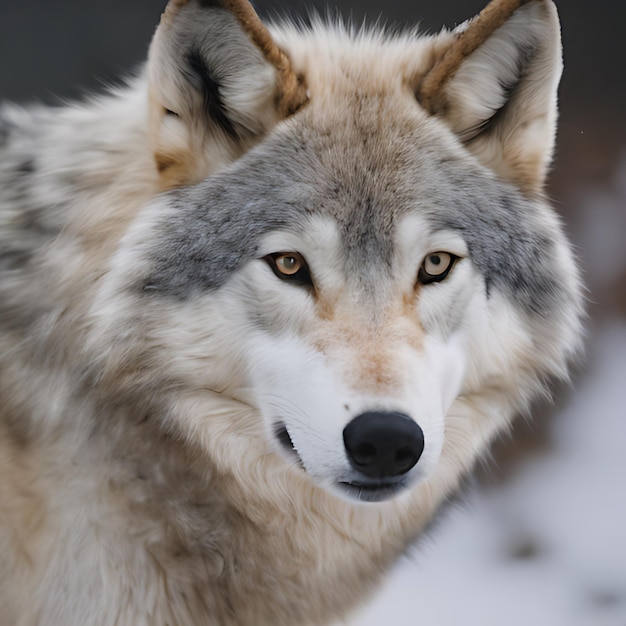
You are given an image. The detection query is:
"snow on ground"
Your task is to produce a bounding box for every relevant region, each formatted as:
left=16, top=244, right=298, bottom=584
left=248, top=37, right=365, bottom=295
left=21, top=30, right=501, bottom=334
left=358, top=156, right=626, bottom=626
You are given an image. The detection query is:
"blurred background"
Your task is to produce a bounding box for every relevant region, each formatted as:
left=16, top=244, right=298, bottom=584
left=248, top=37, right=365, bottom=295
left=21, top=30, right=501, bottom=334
left=1, top=1, right=624, bottom=624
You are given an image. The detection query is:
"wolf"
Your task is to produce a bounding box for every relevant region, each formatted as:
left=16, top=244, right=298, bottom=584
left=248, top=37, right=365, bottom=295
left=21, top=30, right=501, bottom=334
left=0, top=0, right=583, bottom=623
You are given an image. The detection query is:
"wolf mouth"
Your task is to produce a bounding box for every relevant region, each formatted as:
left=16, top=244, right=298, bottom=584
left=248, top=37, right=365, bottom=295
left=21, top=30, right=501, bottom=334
left=275, top=422, right=410, bottom=502
left=337, top=480, right=407, bottom=503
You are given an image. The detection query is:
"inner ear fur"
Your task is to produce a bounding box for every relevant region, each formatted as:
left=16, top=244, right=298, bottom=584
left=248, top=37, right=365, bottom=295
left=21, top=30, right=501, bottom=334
left=147, top=0, right=308, bottom=189
left=417, top=0, right=562, bottom=195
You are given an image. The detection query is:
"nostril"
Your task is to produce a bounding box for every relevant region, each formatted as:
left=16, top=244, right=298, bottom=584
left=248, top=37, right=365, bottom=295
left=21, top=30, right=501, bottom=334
left=395, top=447, right=419, bottom=474
left=353, top=443, right=377, bottom=467
left=343, top=412, right=424, bottom=480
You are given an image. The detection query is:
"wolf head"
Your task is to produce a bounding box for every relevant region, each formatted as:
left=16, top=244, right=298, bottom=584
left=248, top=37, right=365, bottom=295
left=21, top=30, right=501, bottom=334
left=92, top=0, right=582, bottom=505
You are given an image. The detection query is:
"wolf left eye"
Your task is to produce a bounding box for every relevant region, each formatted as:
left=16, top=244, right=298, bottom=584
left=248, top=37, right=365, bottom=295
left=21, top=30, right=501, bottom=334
left=265, top=252, right=313, bottom=287
left=418, top=252, right=457, bottom=285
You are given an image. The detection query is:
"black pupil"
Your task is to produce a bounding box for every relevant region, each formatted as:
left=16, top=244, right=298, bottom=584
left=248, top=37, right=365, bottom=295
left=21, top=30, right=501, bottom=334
left=430, top=255, right=441, bottom=265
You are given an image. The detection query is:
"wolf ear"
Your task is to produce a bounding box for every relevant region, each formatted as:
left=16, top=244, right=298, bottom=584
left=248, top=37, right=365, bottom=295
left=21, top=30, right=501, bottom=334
left=147, top=0, right=308, bottom=188
left=417, top=0, right=562, bottom=194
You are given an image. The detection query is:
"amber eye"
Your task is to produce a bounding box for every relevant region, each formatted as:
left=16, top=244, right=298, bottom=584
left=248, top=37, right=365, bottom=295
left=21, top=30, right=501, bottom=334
left=265, top=252, right=313, bottom=287
left=418, top=252, right=457, bottom=285
left=275, top=254, right=303, bottom=276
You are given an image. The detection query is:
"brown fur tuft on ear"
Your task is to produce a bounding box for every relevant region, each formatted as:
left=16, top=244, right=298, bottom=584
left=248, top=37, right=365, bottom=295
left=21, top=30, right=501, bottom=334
left=219, top=0, right=309, bottom=117
left=418, top=0, right=530, bottom=116
left=416, top=0, right=563, bottom=195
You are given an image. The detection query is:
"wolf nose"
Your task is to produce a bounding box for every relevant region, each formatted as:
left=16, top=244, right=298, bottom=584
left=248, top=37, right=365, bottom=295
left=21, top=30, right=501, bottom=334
left=343, top=412, right=424, bottom=479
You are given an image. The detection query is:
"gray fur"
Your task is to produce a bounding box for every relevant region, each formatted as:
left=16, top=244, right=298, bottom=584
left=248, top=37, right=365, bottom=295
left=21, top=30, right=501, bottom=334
left=426, top=188, right=563, bottom=316
left=142, top=109, right=565, bottom=320
left=143, top=140, right=316, bottom=296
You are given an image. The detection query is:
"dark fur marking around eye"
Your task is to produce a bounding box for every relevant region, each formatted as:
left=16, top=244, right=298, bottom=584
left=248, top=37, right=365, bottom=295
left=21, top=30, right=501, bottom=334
left=184, top=49, right=239, bottom=141
left=265, top=253, right=314, bottom=289
left=418, top=254, right=458, bottom=285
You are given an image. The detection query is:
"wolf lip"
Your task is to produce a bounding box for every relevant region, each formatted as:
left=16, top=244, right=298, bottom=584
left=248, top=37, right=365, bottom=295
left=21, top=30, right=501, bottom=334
left=337, top=480, right=406, bottom=503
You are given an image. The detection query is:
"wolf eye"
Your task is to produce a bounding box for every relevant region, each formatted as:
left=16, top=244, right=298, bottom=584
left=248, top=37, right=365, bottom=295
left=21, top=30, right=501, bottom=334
left=275, top=254, right=302, bottom=275
left=265, top=252, right=313, bottom=287
left=418, top=252, right=457, bottom=285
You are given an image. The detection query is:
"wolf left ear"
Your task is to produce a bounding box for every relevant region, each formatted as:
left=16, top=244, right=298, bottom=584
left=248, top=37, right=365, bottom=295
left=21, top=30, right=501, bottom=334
left=147, top=0, right=308, bottom=188
left=417, top=0, right=562, bottom=194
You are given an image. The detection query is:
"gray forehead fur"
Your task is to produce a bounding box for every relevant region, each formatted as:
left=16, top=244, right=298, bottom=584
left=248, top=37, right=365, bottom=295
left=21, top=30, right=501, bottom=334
left=143, top=114, right=565, bottom=318
left=142, top=137, right=317, bottom=296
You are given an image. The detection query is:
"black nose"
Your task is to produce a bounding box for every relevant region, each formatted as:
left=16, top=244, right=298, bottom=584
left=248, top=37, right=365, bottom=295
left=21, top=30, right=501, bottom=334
left=343, top=412, right=424, bottom=480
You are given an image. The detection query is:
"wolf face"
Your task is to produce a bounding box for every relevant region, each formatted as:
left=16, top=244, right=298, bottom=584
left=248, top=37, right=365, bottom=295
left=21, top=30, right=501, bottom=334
left=96, top=31, right=580, bottom=503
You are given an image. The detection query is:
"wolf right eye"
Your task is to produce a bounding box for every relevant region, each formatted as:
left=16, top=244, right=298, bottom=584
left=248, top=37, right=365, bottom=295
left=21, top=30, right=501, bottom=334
left=418, top=252, right=457, bottom=285
left=264, top=252, right=313, bottom=288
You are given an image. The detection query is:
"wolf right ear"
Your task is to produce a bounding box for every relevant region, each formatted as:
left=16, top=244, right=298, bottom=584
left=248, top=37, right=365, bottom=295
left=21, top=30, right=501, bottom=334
left=417, top=0, right=562, bottom=195
left=147, top=0, right=308, bottom=189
